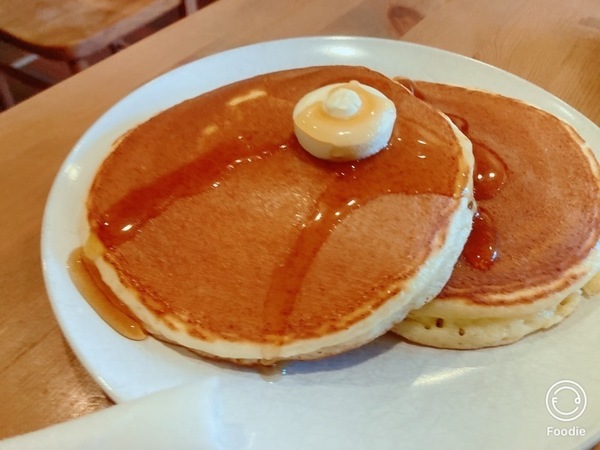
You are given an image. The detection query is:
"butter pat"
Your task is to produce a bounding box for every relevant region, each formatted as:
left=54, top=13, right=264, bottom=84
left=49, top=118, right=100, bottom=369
left=322, top=87, right=362, bottom=119
left=293, top=81, right=396, bottom=161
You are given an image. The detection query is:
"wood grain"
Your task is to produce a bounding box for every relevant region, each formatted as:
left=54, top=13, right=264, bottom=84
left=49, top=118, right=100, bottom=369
left=0, top=0, right=598, bottom=445
left=400, top=0, right=600, bottom=125
left=0, top=0, right=181, bottom=60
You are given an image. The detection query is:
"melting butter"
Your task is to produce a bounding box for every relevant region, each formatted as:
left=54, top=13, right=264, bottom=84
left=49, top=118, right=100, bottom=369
left=293, top=80, right=396, bottom=161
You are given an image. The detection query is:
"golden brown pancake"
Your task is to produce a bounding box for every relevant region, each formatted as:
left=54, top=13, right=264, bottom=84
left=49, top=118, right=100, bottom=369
left=84, top=66, right=474, bottom=364
left=393, top=80, right=600, bottom=349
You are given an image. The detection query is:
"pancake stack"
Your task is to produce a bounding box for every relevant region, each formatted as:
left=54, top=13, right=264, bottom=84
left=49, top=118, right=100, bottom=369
left=83, top=66, right=474, bottom=364
left=78, top=65, right=600, bottom=364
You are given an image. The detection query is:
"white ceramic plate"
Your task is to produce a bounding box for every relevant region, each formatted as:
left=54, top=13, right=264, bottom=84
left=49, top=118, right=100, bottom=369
left=41, top=37, right=600, bottom=450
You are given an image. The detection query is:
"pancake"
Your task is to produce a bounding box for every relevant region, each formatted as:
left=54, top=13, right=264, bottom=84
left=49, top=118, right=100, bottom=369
left=393, top=80, right=600, bottom=349
left=83, top=66, right=475, bottom=364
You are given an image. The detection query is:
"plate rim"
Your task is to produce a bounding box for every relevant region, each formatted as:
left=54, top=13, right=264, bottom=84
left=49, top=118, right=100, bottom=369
left=40, top=35, right=600, bottom=449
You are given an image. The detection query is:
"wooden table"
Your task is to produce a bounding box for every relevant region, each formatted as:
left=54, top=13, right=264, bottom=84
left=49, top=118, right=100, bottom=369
left=0, top=0, right=599, bottom=445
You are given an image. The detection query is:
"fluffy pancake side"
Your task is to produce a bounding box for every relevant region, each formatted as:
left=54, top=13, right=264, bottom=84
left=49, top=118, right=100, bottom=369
left=84, top=66, right=475, bottom=364
left=393, top=81, right=600, bottom=349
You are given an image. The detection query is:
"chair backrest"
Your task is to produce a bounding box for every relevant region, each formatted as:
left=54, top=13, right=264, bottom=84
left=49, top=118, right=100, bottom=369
left=0, top=0, right=186, bottom=61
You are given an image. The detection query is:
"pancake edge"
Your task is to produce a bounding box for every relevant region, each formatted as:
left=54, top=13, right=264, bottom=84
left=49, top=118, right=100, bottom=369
left=393, top=247, right=600, bottom=349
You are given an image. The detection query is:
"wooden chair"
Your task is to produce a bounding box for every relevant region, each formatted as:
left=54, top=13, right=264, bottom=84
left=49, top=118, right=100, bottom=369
left=0, top=0, right=200, bottom=108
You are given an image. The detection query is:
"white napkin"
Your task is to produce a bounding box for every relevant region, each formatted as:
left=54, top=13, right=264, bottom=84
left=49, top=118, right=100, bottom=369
left=0, top=374, right=396, bottom=450
left=0, top=379, right=221, bottom=450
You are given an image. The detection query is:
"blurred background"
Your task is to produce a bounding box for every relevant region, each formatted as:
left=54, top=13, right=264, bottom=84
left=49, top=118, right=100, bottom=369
left=0, top=0, right=214, bottom=110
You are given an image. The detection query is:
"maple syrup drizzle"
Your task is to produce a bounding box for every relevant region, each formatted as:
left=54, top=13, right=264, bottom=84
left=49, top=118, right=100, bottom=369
left=461, top=208, right=498, bottom=270
left=472, top=141, right=508, bottom=200
left=263, top=161, right=363, bottom=338
left=257, top=362, right=288, bottom=382
left=68, top=248, right=146, bottom=340
left=94, top=127, right=464, bottom=251
left=445, top=114, right=507, bottom=270
left=446, top=114, right=508, bottom=201
left=397, top=79, right=509, bottom=271
left=92, top=138, right=274, bottom=249
left=263, top=132, right=465, bottom=339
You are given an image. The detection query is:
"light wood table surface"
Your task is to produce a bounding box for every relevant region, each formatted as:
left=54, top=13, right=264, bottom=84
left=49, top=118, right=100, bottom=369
left=1, top=0, right=599, bottom=445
